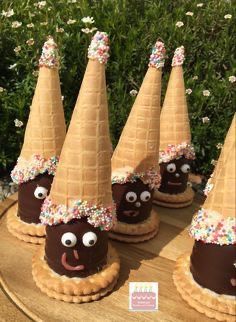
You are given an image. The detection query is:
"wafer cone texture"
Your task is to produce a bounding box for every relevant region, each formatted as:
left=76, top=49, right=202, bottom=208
left=20, top=67, right=66, bottom=159
left=50, top=59, right=112, bottom=208
left=160, top=66, right=191, bottom=151
left=112, top=67, right=162, bottom=173
left=204, top=130, right=235, bottom=219
left=211, top=114, right=235, bottom=182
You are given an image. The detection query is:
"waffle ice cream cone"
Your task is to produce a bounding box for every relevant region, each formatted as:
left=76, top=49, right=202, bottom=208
left=11, top=37, right=66, bottom=185
left=160, top=46, right=191, bottom=152
left=112, top=68, right=162, bottom=173
left=50, top=62, right=111, bottom=208
left=20, top=40, right=66, bottom=160
left=112, top=41, right=166, bottom=184
left=204, top=139, right=235, bottom=219
left=210, top=114, right=235, bottom=184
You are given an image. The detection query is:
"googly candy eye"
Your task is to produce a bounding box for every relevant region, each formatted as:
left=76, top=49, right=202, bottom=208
left=126, top=191, right=137, bottom=203
left=140, top=191, right=151, bottom=202
left=61, top=232, right=77, bottom=247
left=82, top=232, right=97, bottom=247
left=181, top=164, right=191, bottom=173
left=34, top=186, right=48, bottom=199
left=166, top=163, right=176, bottom=173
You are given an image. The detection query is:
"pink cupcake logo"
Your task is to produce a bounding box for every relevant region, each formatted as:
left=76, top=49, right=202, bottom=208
left=129, top=282, right=158, bottom=311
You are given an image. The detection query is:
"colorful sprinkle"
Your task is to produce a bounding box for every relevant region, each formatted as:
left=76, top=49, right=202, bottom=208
left=189, top=208, right=236, bottom=245
left=40, top=197, right=116, bottom=231
left=148, top=41, right=166, bottom=69
left=11, top=154, right=59, bottom=184
left=172, top=46, right=185, bottom=67
left=159, top=142, right=195, bottom=163
left=39, top=36, right=59, bottom=68
left=112, top=167, right=161, bottom=190
left=88, top=31, right=110, bottom=64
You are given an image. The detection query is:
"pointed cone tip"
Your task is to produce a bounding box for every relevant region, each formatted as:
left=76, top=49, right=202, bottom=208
left=172, top=46, right=185, bottom=67
left=87, top=31, right=110, bottom=64
left=39, top=36, right=59, bottom=68
left=149, top=40, right=166, bottom=69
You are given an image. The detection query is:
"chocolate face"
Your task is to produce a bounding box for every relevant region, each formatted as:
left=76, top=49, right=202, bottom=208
left=45, top=218, right=108, bottom=278
left=17, top=173, right=53, bottom=224
left=190, top=240, right=236, bottom=296
left=112, top=179, right=153, bottom=224
left=159, top=157, right=191, bottom=194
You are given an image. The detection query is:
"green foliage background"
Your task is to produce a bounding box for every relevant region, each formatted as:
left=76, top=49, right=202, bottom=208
left=0, top=0, right=235, bottom=177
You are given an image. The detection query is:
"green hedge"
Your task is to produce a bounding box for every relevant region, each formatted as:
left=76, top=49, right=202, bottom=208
left=0, top=0, right=235, bottom=176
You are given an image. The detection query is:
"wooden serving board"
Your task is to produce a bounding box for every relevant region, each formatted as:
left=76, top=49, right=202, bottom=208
left=0, top=193, right=215, bottom=322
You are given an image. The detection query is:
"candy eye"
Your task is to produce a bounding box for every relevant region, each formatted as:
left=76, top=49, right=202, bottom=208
left=167, top=163, right=176, bottom=173
left=82, top=232, right=97, bottom=247
left=140, top=191, right=151, bottom=202
left=34, top=186, right=48, bottom=199
left=181, top=164, right=191, bottom=173
left=126, top=191, right=137, bottom=203
left=61, top=232, right=77, bottom=247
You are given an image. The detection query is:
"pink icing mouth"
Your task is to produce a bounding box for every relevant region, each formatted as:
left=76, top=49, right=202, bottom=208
left=168, top=181, right=182, bottom=186
left=123, top=210, right=139, bottom=217
left=61, top=252, right=85, bottom=271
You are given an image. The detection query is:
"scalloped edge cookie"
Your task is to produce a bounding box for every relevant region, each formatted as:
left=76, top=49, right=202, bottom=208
left=7, top=224, right=44, bottom=244
left=111, top=207, right=159, bottom=236
left=109, top=227, right=158, bottom=243
left=32, top=243, right=120, bottom=302
left=173, top=253, right=236, bottom=321
left=7, top=203, right=45, bottom=237
left=153, top=186, right=194, bottom=208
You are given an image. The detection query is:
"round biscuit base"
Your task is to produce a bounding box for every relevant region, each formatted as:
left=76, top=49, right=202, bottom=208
left=7, top=203, right=45, bottom=244
left=109, top=227, right=158, bottom=243
left=153, top=186, right=194, bottom=209
left=109, top=208, right=159, bottom=243
left=173, top=253, right=236, bottom=322
left=32, top=243, right=120, bottom=303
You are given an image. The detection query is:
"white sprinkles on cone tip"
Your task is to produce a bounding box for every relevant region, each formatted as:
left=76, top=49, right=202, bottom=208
left=172, top=46, right=185, bottom=66
left=88, top=31, right=110, bottom=64
left=149, top=40, right=166, bottom=69
left=39, top=36, right=59, bottom=68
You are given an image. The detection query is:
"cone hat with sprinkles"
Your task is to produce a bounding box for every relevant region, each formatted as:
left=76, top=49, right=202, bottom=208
left=159, top=46, right=195, bottom=163
left=7, top=37, right=66, bottom=245
left=190, top=118, right=236, bottom=245
left=33, top=32, right=120, bottom=303
left=11, top=37, right=66, bottom=184
left=173, top=120, right=236, bottom=320
left=111, top=40, right=166, bottom=189
left=40, top=31, right=115, bottom=230
left=109, top=40, right=165, bottom=243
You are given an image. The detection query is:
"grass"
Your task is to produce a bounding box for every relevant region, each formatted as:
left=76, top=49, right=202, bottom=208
left=0, top=0, right=235, bottom=176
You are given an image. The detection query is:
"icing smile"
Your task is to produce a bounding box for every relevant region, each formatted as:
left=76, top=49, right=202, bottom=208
left=61, top=251, right=85, bottom=271
left=123, top=210, right=139, bottom=217
left=167, top=181, right=182, bottom=186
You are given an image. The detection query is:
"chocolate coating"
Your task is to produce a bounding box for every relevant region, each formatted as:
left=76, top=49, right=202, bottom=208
left=45, top=218, right=108, bottom=278
left=190, top=240, right=236, bottom=296
left=112, top=179, right=153, bottom=224
left=159, top=157, right=190, bottom=194
left=17, top=173, right=53, bottom=224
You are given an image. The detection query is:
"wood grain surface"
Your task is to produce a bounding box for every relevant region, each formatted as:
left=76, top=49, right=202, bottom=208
left=0, top=193, right=216, bottom=322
